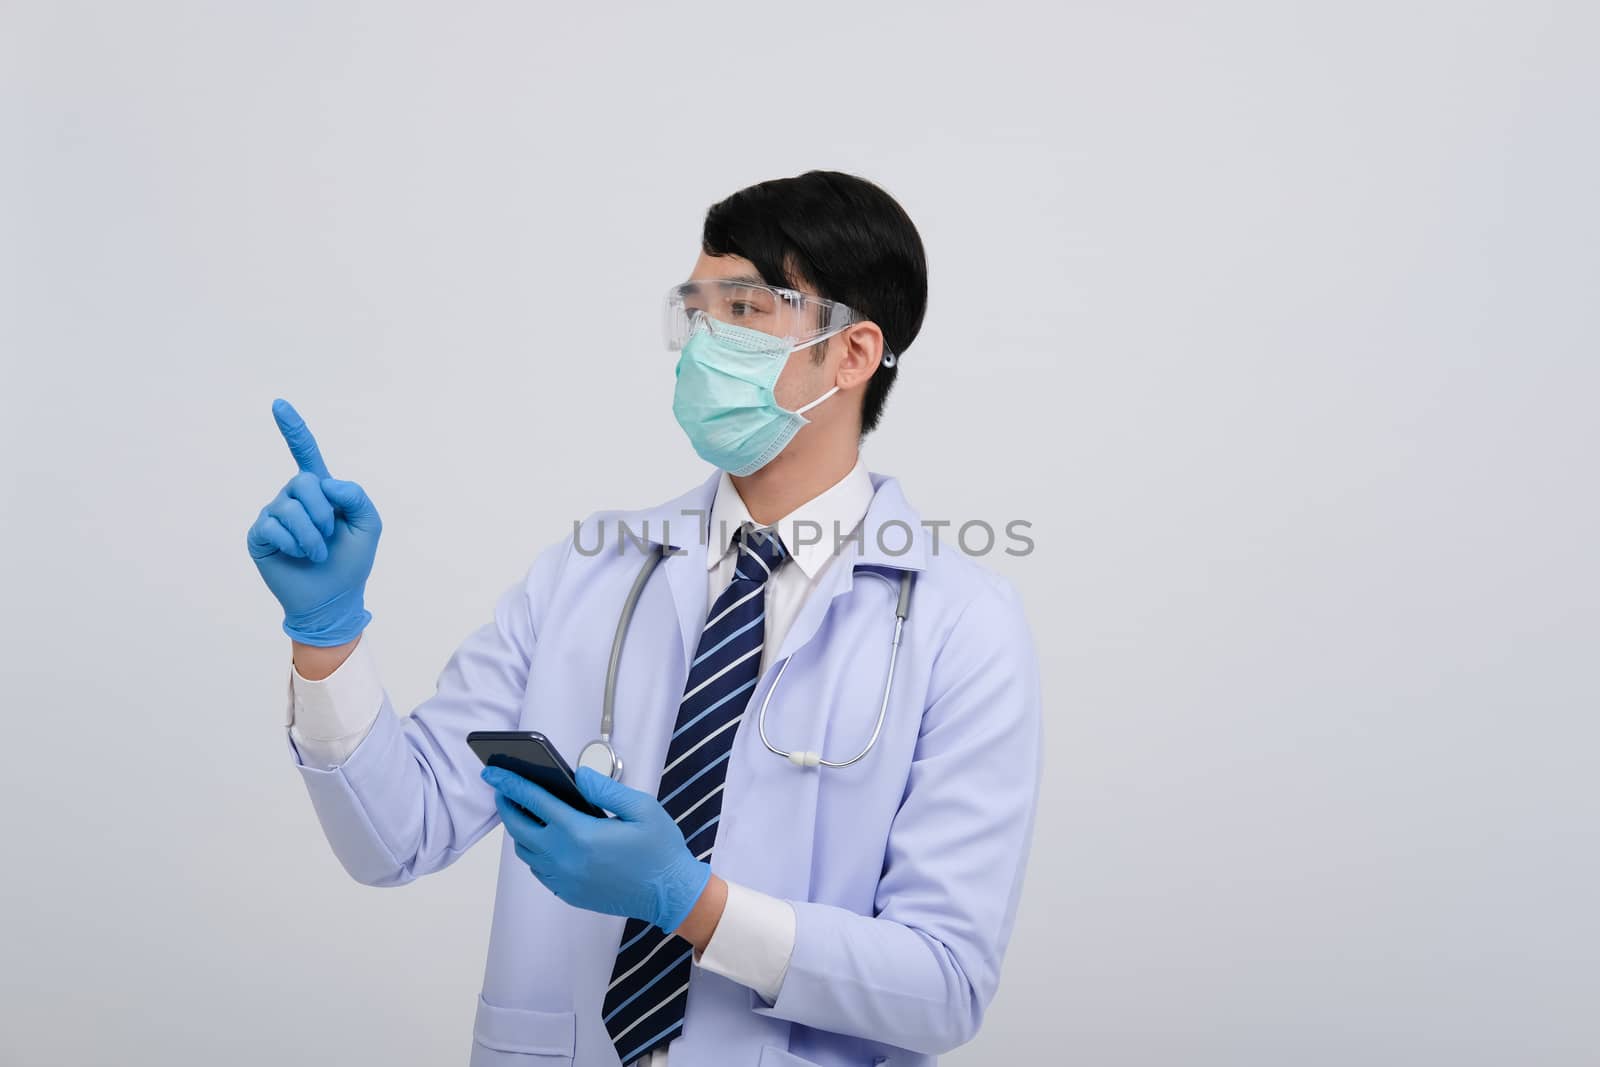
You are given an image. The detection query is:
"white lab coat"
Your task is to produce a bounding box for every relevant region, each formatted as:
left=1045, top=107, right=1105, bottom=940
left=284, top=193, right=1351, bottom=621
left=290, top=470, right=1043, bottom=1066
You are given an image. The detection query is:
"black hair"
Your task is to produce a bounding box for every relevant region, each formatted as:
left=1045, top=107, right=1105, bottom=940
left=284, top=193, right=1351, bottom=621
left=700, top=170, right=928, bottom=435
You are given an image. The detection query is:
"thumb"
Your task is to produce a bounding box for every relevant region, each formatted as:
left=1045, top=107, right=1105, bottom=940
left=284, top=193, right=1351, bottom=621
left=575, top=766, right=654, bottom=819
left=321, top=477, right=380, bottom=532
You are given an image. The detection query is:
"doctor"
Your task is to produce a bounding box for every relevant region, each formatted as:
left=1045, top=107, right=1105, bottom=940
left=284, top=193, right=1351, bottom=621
left=247, top=170, right=1041, bottom=1066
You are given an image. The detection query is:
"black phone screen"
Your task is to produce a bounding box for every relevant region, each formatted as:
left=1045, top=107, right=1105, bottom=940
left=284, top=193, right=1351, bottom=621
left=466, top=731, right=607, bottom=820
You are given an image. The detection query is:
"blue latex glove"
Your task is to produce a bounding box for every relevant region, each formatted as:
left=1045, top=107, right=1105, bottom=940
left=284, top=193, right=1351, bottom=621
left=246, top=398, right=383, bottom=646
left=482, top=765, right=713, bottom=935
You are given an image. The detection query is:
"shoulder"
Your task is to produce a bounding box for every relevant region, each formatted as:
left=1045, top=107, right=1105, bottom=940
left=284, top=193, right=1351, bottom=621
left=855, top=473, right=1038, bottom=720
left=908, top=549, right=1042, bottom=744
left=914, top=549, right=1033, bottom=652
left=857, top=472, right=1032, bottom=637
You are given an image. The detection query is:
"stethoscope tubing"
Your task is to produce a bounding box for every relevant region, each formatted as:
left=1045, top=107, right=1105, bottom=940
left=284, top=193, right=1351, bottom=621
left=757, top=568, right=910, bottom=768
left=588, top=543, right=912, bottom=776
left=600, top=545, right=668, bottom=743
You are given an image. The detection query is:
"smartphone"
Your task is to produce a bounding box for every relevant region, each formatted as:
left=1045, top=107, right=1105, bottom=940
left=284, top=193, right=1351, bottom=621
left=466, top=730, right=608, bottom=820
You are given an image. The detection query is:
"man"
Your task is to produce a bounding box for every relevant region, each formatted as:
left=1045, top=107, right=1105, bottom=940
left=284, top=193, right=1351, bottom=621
left=248, top=170, right=1042, bottom=1066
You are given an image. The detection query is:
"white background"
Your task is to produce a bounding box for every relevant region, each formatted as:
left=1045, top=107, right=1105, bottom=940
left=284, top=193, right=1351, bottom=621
left=3, top=2, right=1597, bottom=1064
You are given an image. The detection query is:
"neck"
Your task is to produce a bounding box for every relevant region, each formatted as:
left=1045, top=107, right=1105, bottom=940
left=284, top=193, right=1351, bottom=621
left=731, top=435, right=860, bottom=526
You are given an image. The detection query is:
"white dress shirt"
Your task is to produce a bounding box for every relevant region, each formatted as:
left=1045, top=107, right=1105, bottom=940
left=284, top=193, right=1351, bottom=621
left=285, top=457, right=876, bottom=1066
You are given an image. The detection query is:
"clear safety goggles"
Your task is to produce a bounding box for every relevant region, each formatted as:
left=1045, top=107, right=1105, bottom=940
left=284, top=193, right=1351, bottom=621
left=663, top=278, right=893, bottom=363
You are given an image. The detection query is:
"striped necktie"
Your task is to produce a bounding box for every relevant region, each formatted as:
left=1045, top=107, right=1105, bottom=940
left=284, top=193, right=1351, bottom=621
left=602, top=524, right=788, bottom=1065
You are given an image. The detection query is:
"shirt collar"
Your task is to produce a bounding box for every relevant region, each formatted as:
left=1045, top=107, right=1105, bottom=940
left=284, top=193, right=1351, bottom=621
left=704, top=456, right=876, bottom=581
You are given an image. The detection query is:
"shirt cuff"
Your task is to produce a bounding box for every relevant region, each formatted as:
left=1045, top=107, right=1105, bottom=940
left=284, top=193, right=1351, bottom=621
left=692, top=880, right=796, bottom=1005
left=285, top=638, right=385, bottom=770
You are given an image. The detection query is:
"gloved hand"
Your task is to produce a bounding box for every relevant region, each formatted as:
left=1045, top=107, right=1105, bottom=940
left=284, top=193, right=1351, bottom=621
left=482, top=765, right=713, bottom=935
left=246, top=398, right=382, bottom=646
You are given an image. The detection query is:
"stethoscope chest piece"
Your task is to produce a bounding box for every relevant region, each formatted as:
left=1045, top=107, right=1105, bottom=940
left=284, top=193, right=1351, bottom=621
left=577, top=738, right=622, bottom=781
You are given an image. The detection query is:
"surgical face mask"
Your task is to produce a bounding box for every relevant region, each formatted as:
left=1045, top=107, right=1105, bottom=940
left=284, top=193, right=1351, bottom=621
left=671, top=314, right=842, bottom=476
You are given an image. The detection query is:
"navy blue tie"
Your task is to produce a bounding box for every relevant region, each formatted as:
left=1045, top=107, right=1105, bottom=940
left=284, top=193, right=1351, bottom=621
left=602, top=525, right=788, bottom=1065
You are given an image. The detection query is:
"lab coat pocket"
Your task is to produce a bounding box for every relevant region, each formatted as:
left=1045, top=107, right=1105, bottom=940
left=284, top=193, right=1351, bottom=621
left=758, top=1042, right=887, bottom=1066
left=471, top=994, right=576, bottom=1063
left=757, top=1047, right=824, bottom=1066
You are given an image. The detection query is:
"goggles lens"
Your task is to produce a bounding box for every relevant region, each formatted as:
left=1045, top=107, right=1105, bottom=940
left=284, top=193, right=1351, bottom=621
left=663, top=278, right=860, bottom=351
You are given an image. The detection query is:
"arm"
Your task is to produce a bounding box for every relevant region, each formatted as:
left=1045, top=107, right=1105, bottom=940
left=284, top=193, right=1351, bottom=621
left=480, top=765, right=796, bottom=1005
left=293, top=636, right=361, bottom=681
left=686, top=876, right=796, bottom=1005
left=285, top=634, right=382, bottom=769
left=751, top=579, right=1043, bottom=1054
left=290, top=540, right=566, bottom=887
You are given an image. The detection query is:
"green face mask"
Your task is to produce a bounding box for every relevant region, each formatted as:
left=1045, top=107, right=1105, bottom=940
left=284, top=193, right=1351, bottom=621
left=671, top=316, right=840, bottom=476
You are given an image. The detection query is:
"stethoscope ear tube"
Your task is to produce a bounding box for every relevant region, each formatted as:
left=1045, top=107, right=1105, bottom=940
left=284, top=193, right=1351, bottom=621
left=589, top=544, right=670, bottom=781
left=600, top=544, right=670, bottom=744
left=895, top=566, right=913, bottom=620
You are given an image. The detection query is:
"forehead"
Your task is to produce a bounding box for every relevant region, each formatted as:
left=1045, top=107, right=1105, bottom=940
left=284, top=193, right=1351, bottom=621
left=687, top=250, right=763, bottom=284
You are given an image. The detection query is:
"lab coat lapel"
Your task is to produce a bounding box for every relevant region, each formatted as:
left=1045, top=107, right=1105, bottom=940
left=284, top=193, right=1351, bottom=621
left=716, top=474, right=929, bottom=902
left=637, top=470, right=719, bottom=670
left=768, top=472, right=928, bottom=668
left=660, top=543, right=707, bottom=669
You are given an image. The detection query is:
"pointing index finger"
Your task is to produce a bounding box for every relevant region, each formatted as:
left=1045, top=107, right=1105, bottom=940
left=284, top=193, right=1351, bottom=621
left=272, top=398, right=332, bottom=479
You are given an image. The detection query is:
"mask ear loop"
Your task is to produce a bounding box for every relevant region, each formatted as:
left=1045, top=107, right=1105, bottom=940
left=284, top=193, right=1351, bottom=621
left=786, top=319, right=849, bottom=417
left=786, top=318, right=897, bottom=414
left=792, top=385, right=840, bottom=416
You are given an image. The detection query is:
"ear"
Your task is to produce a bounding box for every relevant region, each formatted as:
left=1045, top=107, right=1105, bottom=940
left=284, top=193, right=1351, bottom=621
left=832, top=321, right=886, bottom=392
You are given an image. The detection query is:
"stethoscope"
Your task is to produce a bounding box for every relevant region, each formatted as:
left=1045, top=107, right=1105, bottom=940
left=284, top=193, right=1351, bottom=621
left=577, top=542, right=915, bottom=778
